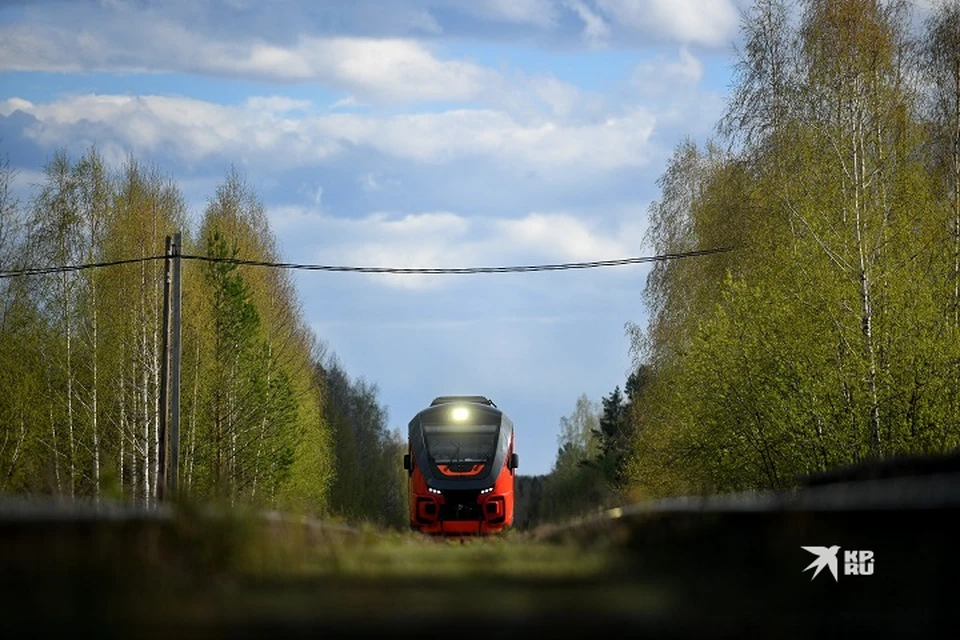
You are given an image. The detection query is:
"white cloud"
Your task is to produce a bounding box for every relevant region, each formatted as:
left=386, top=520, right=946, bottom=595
left=244, top=96, right=313, bottom=114
left=595, top=0, right=740, bottom=47
left=1, top=94, right=656, bottom=174
left=311, top=38, right=498, bottom=102
left=0, top=22, right=499, bottom=103
left=267, top=207, right=646, bottom=290
left=314, top=108, right=655, bottom=169
left=529, top=76, right=582, bottom=118
left=567, top=0, right=611, bottom=46
left=494, top=213, right=629, bottom=260
left=329, top=96, right=364, bottom=111
left=668, top=47, right=704, bottom=83
left=0, top=19, right=596, bottom=114
left=630, top=47, right=704, bottom=95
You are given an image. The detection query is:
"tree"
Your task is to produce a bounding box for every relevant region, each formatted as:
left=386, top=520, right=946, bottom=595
left=0, top=149, right=337, bottom=512
left=627, top=0, right=958, bottom=499
left=203, top=228, right=261, bottom=498
left=317, top=355, right=405, bottom=527
left=73, top=148, right=111, bottom=501
left=922, top=0, right=960, bottom=441
left=540, top=393, right=608, bottom=523
left=557, top=393, right=600, bottom=467
left=0, top=154, right=44, bottom=494
left=101, top=157, right=184, bottom=503
left=30, top=151, right=82, bottom=497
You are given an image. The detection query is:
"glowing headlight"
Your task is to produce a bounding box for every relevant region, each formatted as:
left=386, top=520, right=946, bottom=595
left=428, top=487, right=442, bottom=495
left=451, top=406, right=469, bottom=421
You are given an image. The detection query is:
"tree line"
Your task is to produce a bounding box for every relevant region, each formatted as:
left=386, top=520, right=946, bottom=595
left=529, top=0, right=960, bottom=522
left=625, top=0, right=960, bottom=497
left=0, top=149, right=404, bottom=525
left=526, top=369, right=646, bottom=525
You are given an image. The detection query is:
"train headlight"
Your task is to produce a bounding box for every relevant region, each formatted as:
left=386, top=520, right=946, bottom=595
left=451, top=406, right=469, bottom=422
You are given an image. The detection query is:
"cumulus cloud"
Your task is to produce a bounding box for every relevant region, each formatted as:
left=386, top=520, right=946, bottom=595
left=0, top=15, right=594, bottom=115
left=0, top=22, right=500, bottom=103
left=0, top=0, right=744, bottom=96
left=0, top=94, right=656, bottom=173
left=595, top=0, right=740, bottom=48
left=267, top=207, right=646, bottom=290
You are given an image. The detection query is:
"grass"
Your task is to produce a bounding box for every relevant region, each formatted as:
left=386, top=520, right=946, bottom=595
left=239, top=520, right=615, bottom=580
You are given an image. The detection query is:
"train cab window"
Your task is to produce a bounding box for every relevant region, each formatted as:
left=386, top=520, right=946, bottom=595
left=422, top=424, right=499, bottom=464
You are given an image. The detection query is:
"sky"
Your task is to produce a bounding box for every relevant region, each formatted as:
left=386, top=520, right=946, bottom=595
left=0, top=0, right=748, bottom=476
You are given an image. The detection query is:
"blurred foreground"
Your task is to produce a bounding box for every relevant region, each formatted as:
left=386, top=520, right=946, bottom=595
left=2, top=466, right=957, bottom=638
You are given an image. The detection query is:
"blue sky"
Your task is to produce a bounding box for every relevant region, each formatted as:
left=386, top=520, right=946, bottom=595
left=0, top=0, right=747, bottom=476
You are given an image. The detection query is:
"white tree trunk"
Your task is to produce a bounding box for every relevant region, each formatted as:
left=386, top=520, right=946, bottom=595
left=91, top=275, right=100, bottom=503
left=141, top=261, right=151, bottom=504
left=119, top=357, right=126, bottom=499
left=64, top=271, right=75, bottom=500
left=187, top=340, right=200, bottom=490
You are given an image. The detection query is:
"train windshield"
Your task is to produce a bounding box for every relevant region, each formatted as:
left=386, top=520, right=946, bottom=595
left=423, top=424, right=499, bottom=464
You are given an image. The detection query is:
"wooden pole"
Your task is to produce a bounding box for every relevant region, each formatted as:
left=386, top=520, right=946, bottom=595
left=169, top=231, right=182, bottom=496
left=157, top=235, right=172, bottom=501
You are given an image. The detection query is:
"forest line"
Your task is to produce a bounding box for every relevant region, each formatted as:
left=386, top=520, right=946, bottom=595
left=0, top=153, right=408, bottom=525
left=532, top=0, right=960, bottom=523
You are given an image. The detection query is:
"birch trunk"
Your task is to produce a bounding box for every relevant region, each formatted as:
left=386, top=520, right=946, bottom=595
left=48, top=382, right=61, bottom=495
left=141, top=259, right=151, bottom=504
left=63, top=269, right=75, bottom=499
left=187, top=339, right=199, bottom=490
left=251, top=344, right=272, bottom=500
left=119, top=353, right=126, bottom=499
left=953, top=52, right=960, bottom=330
left=90, top=256, right=100, bottom=502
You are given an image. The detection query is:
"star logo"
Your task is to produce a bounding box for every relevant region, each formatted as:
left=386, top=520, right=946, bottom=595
left=801, top=545, right=840, bottom=582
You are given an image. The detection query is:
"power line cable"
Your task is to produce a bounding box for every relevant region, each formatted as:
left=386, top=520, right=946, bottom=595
left=180, top=247, right=734, bottom=274
left=0, top=255, right=167, bottom=279
left=0, top=246, right=736, bottom=279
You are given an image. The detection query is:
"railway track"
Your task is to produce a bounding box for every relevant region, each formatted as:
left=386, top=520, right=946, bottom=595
left=1, top=453, right=956, bottom=637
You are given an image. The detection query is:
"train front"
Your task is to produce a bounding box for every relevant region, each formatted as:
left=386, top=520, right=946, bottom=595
left=404, top=397, right=518, bottom=535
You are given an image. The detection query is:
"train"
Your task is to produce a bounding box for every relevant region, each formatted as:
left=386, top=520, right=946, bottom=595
left=404, top=395, right=518, bottom=535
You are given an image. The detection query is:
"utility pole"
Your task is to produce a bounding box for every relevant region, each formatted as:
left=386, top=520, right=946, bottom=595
left=158, top=235, right=172, bottom=501
left=169, top=231, right=182, bottom=496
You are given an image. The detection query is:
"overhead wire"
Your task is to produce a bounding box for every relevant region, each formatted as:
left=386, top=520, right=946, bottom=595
left=0, top=246, right=736, bottom=279
left=0, top=255, right=167, bottom=278
left=178, top=246, right=735, bottom=274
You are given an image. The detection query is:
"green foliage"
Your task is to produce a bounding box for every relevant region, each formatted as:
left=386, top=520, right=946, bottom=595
left=595, top=369, right=649, bottom=487
left=626, top=0, right=960, bottom=498
left=317, top=357, right=407, bottom=528
left=539, top=393, right=612, bottom=523
left=0, top=152, right=337, bottom=513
